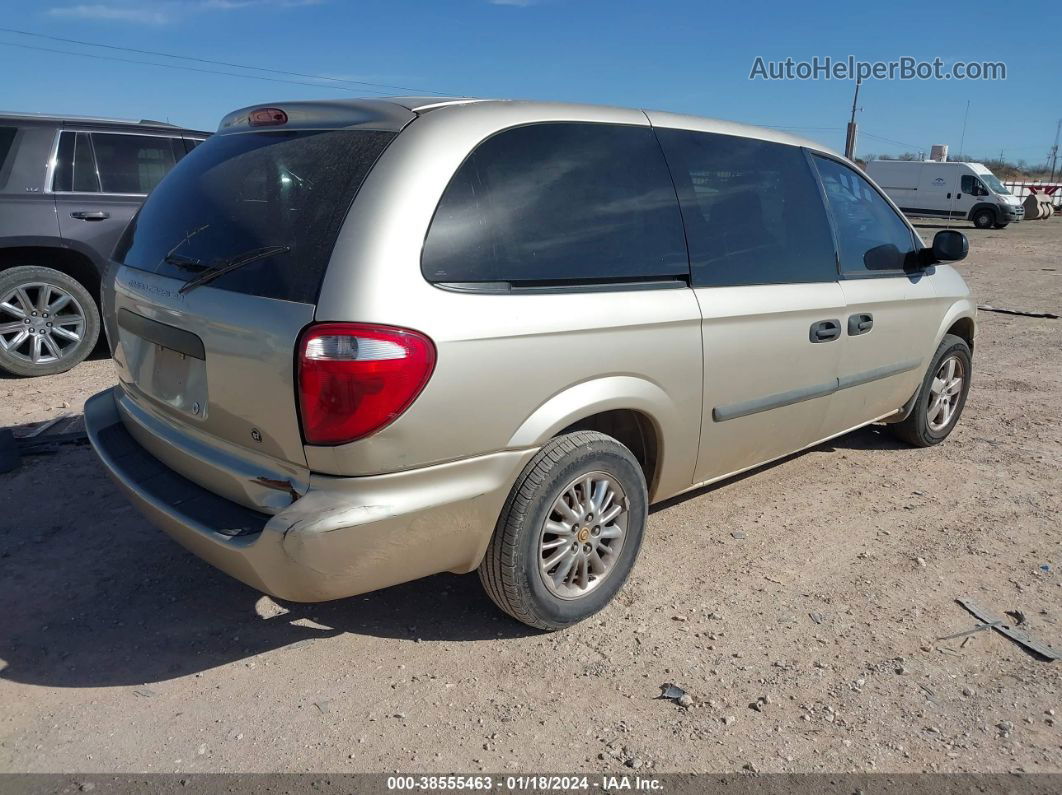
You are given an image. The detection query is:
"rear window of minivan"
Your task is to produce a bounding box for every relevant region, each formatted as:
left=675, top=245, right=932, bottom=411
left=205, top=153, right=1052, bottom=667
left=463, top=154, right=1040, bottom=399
left=115, top=129, right=395, bottom=304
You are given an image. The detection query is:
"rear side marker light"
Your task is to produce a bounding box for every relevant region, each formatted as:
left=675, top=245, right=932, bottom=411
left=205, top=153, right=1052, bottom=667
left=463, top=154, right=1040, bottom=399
left=249, top=108, right=288, bottom=126
left=297, top=323, right=436, bottom=446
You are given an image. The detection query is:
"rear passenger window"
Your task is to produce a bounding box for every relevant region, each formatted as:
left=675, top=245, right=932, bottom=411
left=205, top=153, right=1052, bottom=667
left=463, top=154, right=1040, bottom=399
left=421, top=122, right=688, bottom=286
left=655, top=129, right=837, bottom=288
left=53, top=132, right=100, bottom=193
left=90, top=133, right=178, bottom=194
left=813, top=155, right=919, bottom=274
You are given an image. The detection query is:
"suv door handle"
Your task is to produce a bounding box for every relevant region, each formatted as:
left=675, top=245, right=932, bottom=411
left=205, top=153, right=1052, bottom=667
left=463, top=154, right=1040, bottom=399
left=809, top=319, right=841, bottom=343
left=848, top=313, right=874, bottom=336
left=71, top=211, right=110, bottom=221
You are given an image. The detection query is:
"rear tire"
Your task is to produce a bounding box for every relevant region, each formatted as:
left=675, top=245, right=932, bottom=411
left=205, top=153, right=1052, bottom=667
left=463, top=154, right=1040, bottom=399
left=478, top=431, right=648, bottom=631
left=972, top=209, right=995, bottom=229
left=888, top=334, right=972, bottom=447
left=0, top=266, right=100, bottom=377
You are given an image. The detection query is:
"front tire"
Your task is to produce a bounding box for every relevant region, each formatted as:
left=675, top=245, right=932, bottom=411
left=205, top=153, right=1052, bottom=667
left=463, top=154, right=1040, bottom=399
left=889, top=334, right=972, bottom=447
left=0, top=266, right=100, bottom=377
left=972, top=209, right=995, bottom=229
left=993, top=223, right=1009, bottom=229
left=479, top=431, right=648, bottom=630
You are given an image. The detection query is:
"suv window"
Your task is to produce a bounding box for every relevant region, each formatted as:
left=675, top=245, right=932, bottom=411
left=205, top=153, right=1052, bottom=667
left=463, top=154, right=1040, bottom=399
left=421, top=122, right=688, bottom=286
left=654, top=129, right=837, bottom=287
left=813, top=155, right=919, bottom=274
left=53, top=131, right=184, bottom=194
left=116, top=129, right=395, bottom=304
left=53, top=132, right=101, bottom=192
left=91, top=133, right=178, bottom=194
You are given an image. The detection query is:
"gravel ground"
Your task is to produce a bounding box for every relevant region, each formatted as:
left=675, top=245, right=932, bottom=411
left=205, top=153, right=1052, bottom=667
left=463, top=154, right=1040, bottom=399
left=1, top=220, right=1060, bottom=775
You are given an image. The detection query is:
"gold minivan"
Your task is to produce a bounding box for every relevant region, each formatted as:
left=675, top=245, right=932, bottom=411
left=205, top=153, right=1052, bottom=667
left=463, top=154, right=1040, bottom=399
left=86, top=97, right=975, bottom=629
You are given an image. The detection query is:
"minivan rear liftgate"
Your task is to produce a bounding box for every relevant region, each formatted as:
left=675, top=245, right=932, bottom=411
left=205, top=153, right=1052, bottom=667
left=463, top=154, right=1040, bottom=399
left=98, top=104, right=411, bottom=517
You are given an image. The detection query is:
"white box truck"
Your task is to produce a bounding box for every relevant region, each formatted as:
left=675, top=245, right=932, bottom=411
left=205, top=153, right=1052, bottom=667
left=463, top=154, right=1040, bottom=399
left=865, top=160, right=1024, bottom=229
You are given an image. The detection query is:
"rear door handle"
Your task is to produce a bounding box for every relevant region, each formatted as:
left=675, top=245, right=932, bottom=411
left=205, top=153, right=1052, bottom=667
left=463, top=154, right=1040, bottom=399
left=848, top=313, right=874, bottom=336
left=71, top=211, right=110, bottom=221
left=809, top=319, right=841, bottom=343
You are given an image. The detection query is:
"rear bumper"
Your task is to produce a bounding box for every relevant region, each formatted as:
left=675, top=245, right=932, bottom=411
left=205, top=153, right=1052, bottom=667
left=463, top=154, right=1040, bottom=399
left=85, top=387, right=535, bottom=602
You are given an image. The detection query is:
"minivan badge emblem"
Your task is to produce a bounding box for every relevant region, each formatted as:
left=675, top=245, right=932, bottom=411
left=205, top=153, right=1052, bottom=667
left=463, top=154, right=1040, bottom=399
left=250, top=428, right=263, bottom=443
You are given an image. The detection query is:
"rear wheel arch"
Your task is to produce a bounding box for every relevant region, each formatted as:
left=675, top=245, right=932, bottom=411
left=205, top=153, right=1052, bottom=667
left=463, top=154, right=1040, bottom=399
left=504, top=376, right=675, bottom=500
left=559, top=409, right=661, bottom=500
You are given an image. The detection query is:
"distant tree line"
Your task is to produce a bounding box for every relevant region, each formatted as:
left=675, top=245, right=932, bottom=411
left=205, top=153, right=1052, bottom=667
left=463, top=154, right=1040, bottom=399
left=861, top=152, right=1056, bottom=181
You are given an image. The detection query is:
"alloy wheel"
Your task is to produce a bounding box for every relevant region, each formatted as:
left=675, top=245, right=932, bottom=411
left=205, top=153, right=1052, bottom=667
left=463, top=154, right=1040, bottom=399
left=0, top=282, right=86, bottom=365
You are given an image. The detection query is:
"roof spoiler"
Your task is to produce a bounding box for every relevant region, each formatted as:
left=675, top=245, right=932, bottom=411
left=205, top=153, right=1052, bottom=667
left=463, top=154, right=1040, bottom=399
left=218, top=99, right=417, bottom=134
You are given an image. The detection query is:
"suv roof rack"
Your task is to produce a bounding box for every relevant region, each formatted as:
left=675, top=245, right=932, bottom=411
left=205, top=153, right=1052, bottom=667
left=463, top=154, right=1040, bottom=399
left=0, top=110, right=182, bottom=128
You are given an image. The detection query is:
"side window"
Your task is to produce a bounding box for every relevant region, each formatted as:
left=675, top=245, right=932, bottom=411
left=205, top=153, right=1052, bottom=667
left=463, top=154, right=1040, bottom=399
left=90, top=133, right=178, bottom=194
left=52, top=131, right=101, bottom=193
left=813, top=155, right=919, bottom=275
left=654, top=129, right=837, bottom=287
left=960, top=174, right=975, bottom=194
left=421, top=122, right=688, bottom=285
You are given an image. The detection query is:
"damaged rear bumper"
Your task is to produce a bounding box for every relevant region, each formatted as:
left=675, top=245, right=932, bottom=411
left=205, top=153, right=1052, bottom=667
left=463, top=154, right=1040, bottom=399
left=85, top=387, right=535, bottom=602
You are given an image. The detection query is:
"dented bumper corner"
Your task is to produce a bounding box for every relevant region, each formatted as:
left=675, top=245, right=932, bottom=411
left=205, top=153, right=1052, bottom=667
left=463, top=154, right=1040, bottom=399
left=86, top=387, right=535, bottom=602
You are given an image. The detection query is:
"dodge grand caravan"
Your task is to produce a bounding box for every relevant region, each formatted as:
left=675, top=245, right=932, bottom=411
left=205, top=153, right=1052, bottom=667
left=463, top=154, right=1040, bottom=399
left=86, top=98, right=975, bottom=630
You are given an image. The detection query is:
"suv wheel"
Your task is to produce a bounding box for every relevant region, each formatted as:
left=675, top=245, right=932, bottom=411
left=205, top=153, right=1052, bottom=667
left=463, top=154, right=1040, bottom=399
left=0, top=266, right=100, bottom=377
left=888, top=334, right=972, bottom=447
left=479, top=431, right=648, bottom=630
left=972, top=208, right=995, bottom=229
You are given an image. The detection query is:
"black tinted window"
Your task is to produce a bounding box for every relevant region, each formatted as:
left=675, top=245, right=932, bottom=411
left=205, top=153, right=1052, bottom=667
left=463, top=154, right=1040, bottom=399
left=655, top=129, right=837, bottom=287
left=422, top=122, right=688, bottom=285
left=91, top=133, right=178, bottom=194
left=116, top=129, right=394, bottom=303
left=813, top=155, right=918, bottom=274
left=53, top=132, right=100, bottom=192
left=0, top=127, right=16, bottom=172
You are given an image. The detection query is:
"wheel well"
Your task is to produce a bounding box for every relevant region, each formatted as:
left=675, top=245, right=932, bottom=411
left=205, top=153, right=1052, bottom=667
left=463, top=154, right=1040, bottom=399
left=559, top=409, right=660, bottom=495
left=0, top=247, right=101, bottom=304
left=947, top=317, right=975, bottom=352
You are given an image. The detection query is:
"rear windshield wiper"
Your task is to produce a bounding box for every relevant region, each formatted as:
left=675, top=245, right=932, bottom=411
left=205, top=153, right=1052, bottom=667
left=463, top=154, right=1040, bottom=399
left=163, top=253, right=206, bottom=271
left=178, top=245, right=292, bottom=295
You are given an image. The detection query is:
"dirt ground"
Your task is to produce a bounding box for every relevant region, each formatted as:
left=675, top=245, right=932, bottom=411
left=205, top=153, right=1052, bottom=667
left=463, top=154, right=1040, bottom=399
left=1, top=220, right=1060, bottom=775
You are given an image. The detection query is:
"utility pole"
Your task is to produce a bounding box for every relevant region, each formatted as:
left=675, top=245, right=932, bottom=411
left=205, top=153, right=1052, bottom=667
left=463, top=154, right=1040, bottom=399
left=1049, top=118, right=1061, bottom=181
left=844, top=77, right=861, bottom=159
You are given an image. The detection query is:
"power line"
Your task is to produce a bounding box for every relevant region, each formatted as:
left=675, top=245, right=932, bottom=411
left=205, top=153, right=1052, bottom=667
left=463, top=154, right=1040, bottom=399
left=0, top=40, right=412, bottom=95
left=859, top=130, right=922, bottom=150
left=0, top=26, right=455, bottom=97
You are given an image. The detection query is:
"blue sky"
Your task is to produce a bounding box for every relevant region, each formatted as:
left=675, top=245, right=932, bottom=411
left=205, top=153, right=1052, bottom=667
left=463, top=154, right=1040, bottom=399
left=0, top=0, right=1058, bottom=164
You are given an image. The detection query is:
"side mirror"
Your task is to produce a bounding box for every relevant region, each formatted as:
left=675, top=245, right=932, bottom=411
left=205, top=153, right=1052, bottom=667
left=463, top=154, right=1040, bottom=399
left=931, top=229, right=968, bottom=263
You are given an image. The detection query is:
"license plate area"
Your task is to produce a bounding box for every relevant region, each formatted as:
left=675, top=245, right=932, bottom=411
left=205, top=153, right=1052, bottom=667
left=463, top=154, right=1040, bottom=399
left=116, top=310, right=208, bottom=420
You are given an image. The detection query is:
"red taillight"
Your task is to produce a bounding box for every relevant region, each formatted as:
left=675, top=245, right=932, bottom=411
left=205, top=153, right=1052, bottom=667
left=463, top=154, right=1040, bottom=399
left=297, top=323, right=436, bottom=446
left=249, top=107, right=288, bottom=126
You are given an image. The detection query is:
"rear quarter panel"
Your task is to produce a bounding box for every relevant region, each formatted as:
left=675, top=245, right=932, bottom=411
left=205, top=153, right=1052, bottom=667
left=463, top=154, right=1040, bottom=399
left=310, top=102, right=704, bottom=500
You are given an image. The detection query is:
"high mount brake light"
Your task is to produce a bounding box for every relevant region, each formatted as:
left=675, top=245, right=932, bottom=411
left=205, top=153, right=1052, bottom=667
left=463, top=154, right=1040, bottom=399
left=297, top=323, right=436, bottom=446
left=249, top=108, right=288, bottom=127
